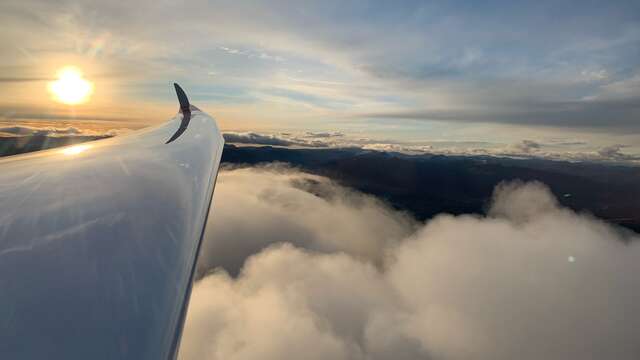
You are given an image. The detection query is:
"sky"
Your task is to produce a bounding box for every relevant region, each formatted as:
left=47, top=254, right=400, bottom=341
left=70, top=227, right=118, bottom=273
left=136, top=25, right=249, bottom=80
left=1, top=0, right=639, bottom=160
left=1, top=3, right=639, bottom=357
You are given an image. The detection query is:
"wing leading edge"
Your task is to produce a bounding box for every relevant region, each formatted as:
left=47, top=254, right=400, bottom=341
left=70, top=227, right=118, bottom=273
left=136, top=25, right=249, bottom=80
left=0, top=85, right=224, bottom=359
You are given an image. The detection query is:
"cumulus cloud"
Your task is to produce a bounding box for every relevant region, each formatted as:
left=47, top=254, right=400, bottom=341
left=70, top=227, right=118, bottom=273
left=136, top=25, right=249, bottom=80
left=181, top=244, right=425, bottom=360
left=196, top=164, right=416, bottom=276
left=0, top=124, right=129, bottom=156
left=181, top=168, right=640, bottom=360
left=360, top=142, right=433, bottom=154
left=305, top=131, right=344, bottom=138
left=0, top=125, right=80, bottom=137
left=509, top=139, right=542, bottom=154
left=223, top=132, right=295, bottom=147
left=223, top=132, right=337, bottom=148
left=597, top=144, right=640, bottom=161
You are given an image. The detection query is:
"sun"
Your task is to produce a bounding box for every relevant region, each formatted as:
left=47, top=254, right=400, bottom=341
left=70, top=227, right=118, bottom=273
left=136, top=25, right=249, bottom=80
left=48, top=66, right=94, bottom=105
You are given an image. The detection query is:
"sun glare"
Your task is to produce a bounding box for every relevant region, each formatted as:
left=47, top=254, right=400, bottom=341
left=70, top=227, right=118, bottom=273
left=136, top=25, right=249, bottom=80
left=61, top=144, right=90, bottom=155
left=48, top=67, right=94, bottom=105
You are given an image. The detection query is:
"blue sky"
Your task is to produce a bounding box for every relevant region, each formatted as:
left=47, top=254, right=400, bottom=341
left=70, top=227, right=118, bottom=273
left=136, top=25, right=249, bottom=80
left=1, top=0, right=639, bottom=160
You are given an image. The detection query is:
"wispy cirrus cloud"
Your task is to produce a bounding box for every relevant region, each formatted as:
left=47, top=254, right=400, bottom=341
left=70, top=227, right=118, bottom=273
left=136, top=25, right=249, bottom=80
left=2, top=0, right=639, bottom=138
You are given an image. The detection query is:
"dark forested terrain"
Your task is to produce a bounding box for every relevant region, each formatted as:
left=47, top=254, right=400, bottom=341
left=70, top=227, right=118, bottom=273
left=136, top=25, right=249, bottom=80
left=222, top=145, right=640, bottom=233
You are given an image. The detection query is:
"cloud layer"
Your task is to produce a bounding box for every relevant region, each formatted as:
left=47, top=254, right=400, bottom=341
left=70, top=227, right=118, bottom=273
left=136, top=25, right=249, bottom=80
left=0, top=125, right=120, bottom=138
left=222, top=131, right=640, bottom=164
left=196, top=165, right=416, bottom=276
left=180, top=167, right=640, bottom=360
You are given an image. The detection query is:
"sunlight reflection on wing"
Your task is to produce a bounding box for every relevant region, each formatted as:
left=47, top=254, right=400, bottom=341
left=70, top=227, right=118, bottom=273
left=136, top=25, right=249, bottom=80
left=61, top=144, right=91, bottom=155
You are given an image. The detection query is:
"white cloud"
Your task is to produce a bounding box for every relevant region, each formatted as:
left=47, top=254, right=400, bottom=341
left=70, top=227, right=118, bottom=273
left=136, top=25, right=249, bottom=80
left=222, top=132, right=297, bottom=147
left=0, top=125, right=122, bottom=137
left=222, top=131, right=640, bottom=164
left=305, top=131, right=344, bottom=138
left=181, top=168, right=640, bottom=360
left=597, top=144, right=639, bottom=161
left=508, top=139, right=541, bottom=154
left=589, top=72, right=640, bottom=101
left=196, top=165, right=416, bottom=276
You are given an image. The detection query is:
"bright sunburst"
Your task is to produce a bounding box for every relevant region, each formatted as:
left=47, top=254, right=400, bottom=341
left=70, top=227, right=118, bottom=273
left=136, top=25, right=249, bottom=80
left=48, top=66, right=94, bottom=105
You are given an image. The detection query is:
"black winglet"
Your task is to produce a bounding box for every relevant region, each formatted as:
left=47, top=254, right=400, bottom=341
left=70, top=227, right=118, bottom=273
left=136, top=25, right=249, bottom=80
left=174, top=83, right=190, bottom=112
left=166, top=83, right=192, bottom=144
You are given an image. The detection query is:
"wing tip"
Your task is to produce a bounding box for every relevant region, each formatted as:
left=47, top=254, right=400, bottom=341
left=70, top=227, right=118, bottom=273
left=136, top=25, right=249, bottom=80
left=174, top=83, right=190, bottom=112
